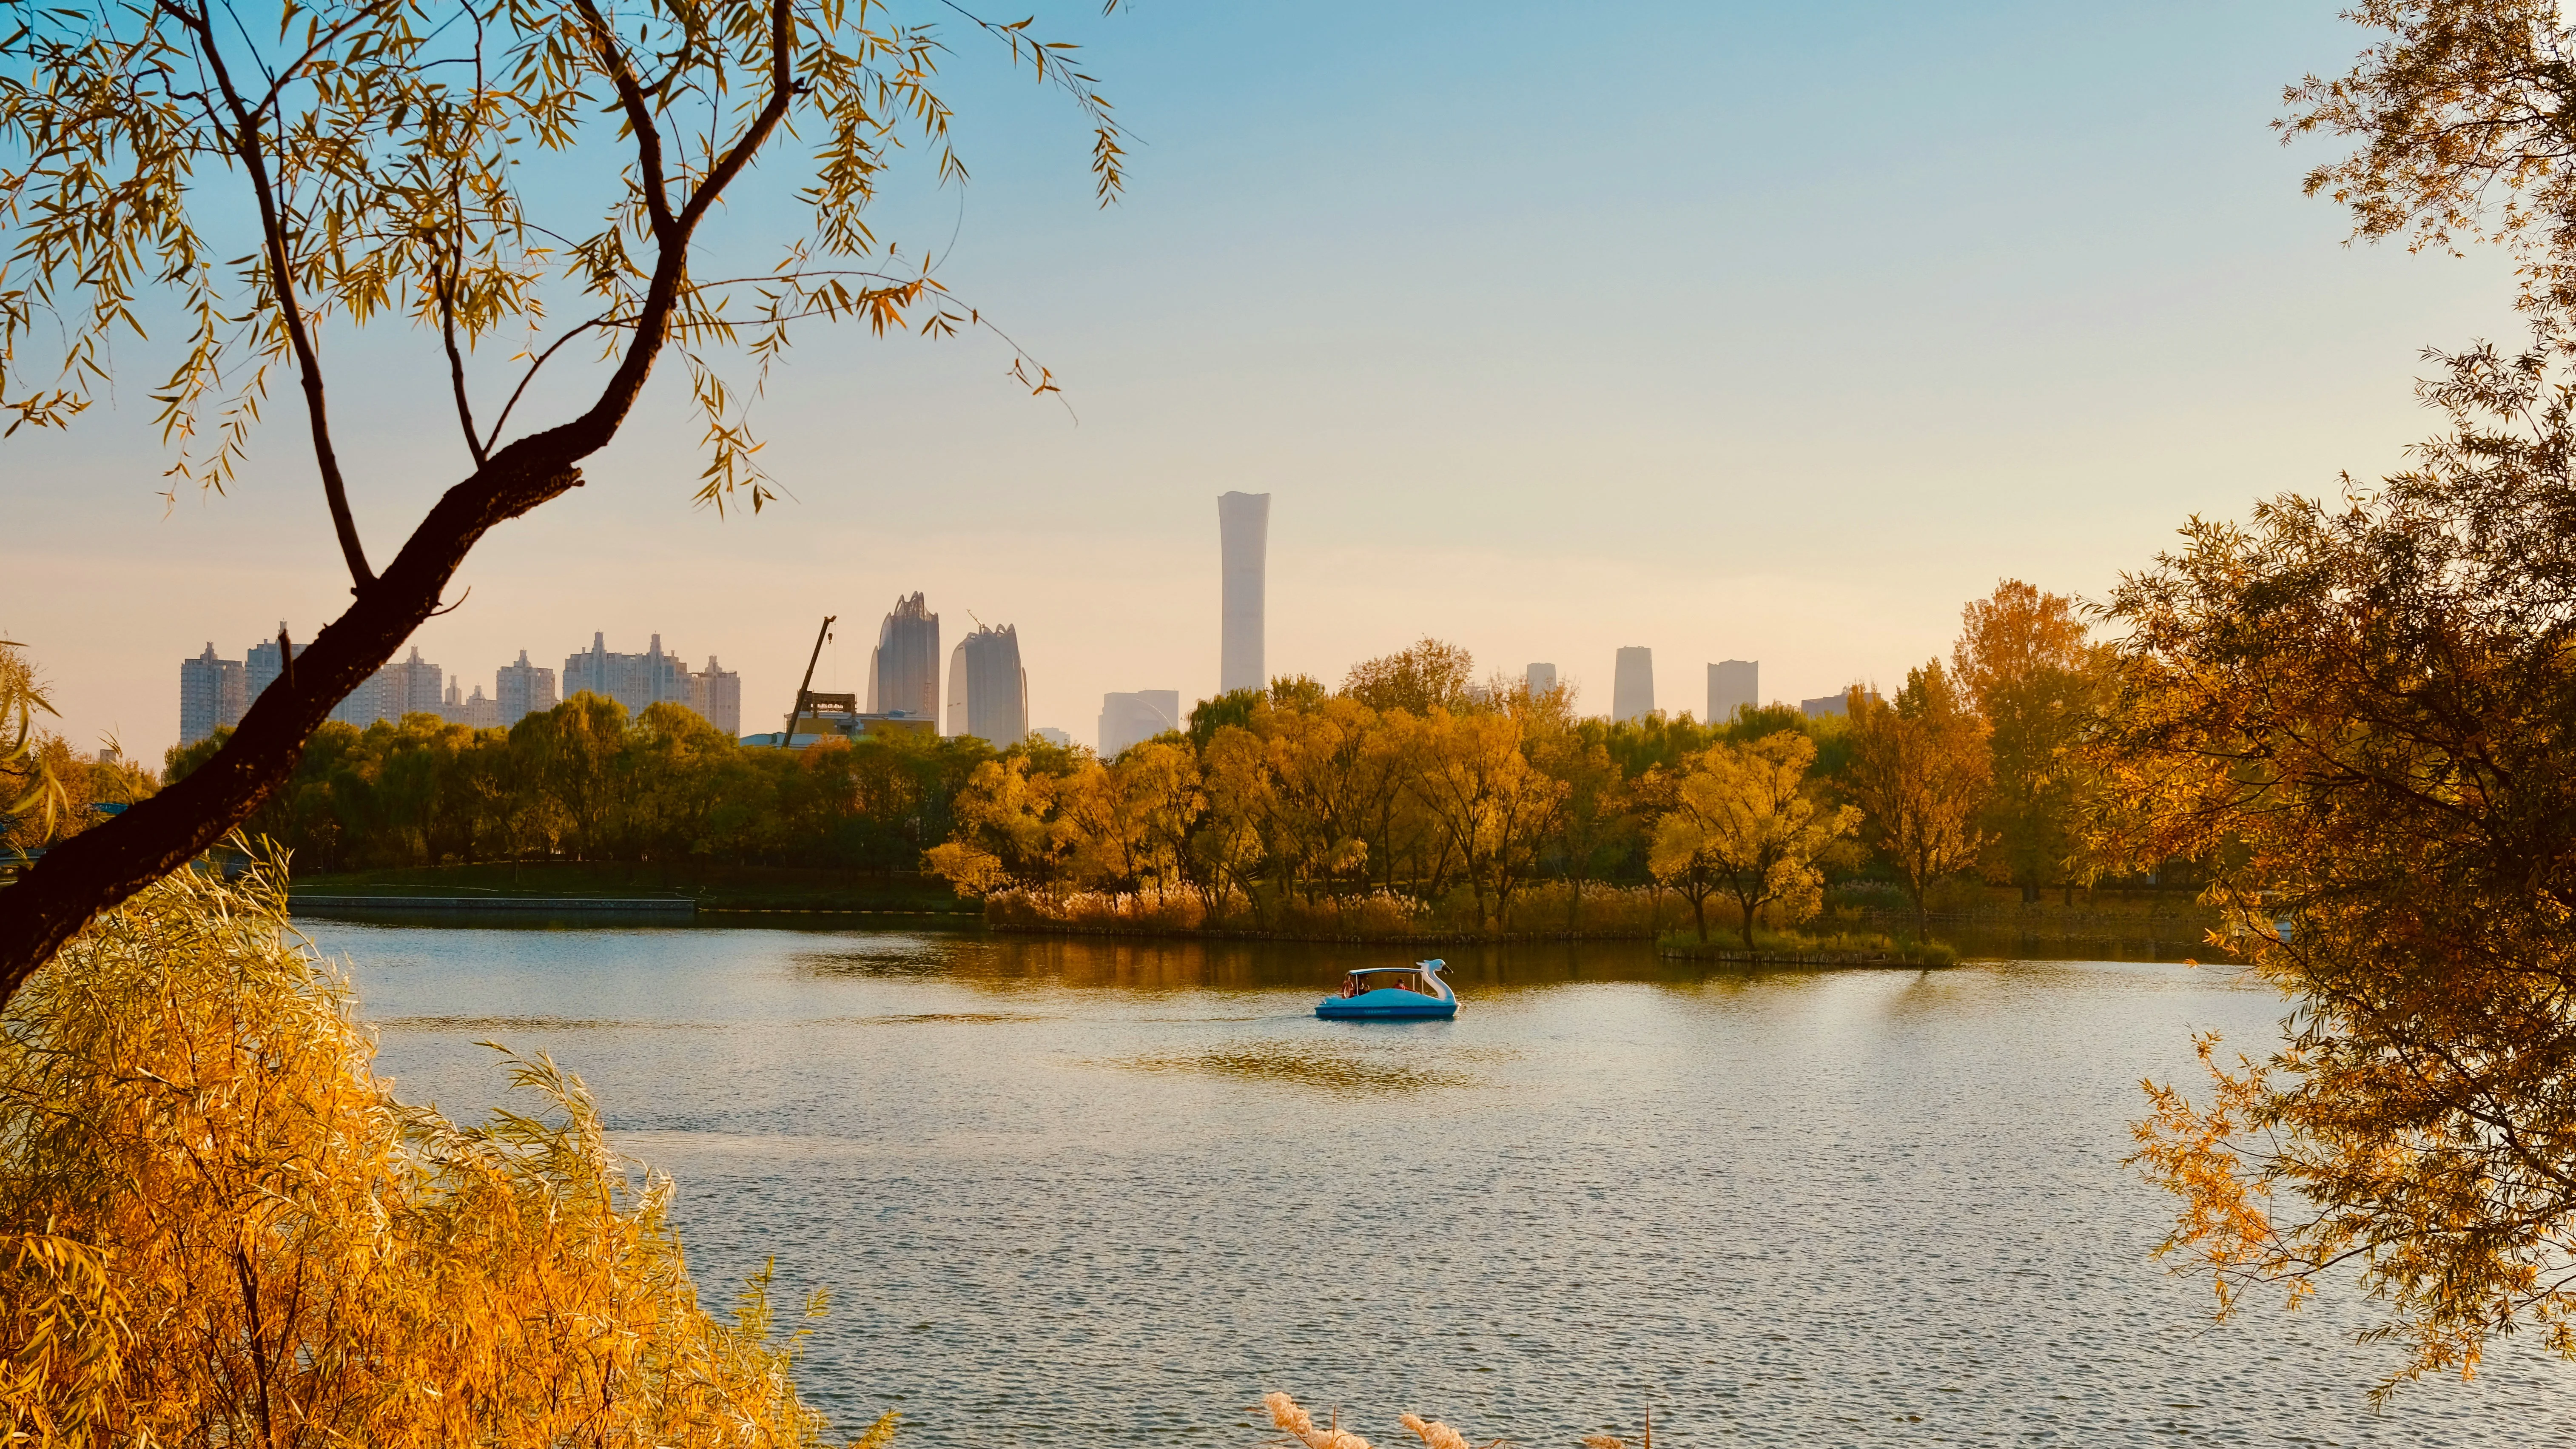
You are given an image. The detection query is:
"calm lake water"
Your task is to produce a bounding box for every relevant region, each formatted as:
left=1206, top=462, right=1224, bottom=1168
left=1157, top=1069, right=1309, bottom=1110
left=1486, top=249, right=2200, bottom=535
left=304, top=922, right=2576, bottom=1447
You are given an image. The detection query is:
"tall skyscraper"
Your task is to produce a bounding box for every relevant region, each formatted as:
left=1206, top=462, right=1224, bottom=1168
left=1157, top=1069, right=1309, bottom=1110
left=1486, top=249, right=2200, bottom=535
left=949, top=623, right=1028, bottom=745
left=1218, top=491, right=1269, bottom=695
left=689, top=657, right=742, bottom=736
left=1612, top=646, right=1655, bottom=723
left=1526, top=663, right=1558, bottom=697
left=178, top=643, right=247, bottom=747
left=865, top=592, right=940, bottom=720
left=1098, top=689, right=1181, bottom=757
left=495, top=650, right=558, bottom=727
left=1708, top=660, right=1758, bottom=723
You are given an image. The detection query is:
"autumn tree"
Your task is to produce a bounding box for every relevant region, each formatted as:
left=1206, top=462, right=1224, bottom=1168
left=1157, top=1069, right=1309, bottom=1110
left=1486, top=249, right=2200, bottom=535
left=1406, top=709, right=1566, bottom=930
left=1528, top=716, right=1634, bottom=932
left=1843, top=664, right=1991, bottom=935
left=1190, top=725, right=1273, bottom=925
left=1649, top=732, right=1856, bottom=948
left=2283, top=0, right=2576, bottom=323
left=2106, top=340, right=2576, bottom=1395
left=922, top=754, right=1079, bottom=901
left=0, top=0, right=1126, bottom=997
left=1952, top=580, right=2103, bottom=902
left=1343, top=639, right=1480, bottom=716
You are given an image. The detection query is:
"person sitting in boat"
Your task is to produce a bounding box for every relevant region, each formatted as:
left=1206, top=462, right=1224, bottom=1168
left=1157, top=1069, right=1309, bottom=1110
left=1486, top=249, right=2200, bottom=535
left=1339, top=972, right=1361, bottom=998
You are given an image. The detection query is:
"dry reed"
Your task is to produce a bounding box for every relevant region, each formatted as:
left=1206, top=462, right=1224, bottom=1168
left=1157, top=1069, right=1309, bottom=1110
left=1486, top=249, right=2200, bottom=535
left=0, top=856, right=888, bottom=1447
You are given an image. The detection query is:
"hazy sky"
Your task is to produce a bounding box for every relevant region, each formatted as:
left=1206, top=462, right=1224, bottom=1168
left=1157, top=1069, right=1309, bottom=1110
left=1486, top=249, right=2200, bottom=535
left=1, top=0, right=2530, bottom=759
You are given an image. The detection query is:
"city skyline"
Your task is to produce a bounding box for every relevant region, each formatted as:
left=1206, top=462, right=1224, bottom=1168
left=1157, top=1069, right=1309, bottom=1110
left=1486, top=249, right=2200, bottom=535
left=9, top=6, right=2519, bottom=760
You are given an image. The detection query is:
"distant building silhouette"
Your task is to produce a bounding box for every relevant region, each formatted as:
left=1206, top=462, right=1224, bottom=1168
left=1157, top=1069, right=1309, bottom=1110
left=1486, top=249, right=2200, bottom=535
left=245, top=625, right=288, bottom=711
left=1801, top=686, right=1879, bottom=719
left=332, top=647, right=444, bottom=729
left=689, top=658, right=741, bottom=736
left=1033, top=726, right=1073, bottom=749
left=1098, top=689, right=1181, bottom=757
left=1219, top=492, right=1269, bottom=694
left=495, top=650, right=558, bottom=727
left=865, top=592, right=940, bottom=723
left=441, top=679, right=501, bottom=729
left=948, top=623, right=1028, bottom=745
left=178, top=643, right=246, bottom=746
left=1612, top=646, right=1654, bottom=723
left=1526, top=663, right=1558, bottom=697
left=1708, top=660, right=1758, bottom=724
left=563, top=632, right=692, bottom=718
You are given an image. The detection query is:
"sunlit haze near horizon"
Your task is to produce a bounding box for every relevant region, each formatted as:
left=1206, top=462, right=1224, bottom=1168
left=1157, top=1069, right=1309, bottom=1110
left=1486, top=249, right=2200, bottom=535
left=1, top=1, right=2530, bottom=758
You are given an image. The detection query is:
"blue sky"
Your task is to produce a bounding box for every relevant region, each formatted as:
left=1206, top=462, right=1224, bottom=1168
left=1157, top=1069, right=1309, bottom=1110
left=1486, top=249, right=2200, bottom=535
left=1, top=0, right=2527, bottom=756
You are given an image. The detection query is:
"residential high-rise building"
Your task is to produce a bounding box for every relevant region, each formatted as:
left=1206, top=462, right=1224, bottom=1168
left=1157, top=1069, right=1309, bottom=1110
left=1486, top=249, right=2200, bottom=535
left=178, top=643, right=247, bottom=747
left=563, top=632, right=692, bottom=718
left=1612, top=646, right=1655, bottom=723
left=865, top=592, right=940, bottom=722
left=495, top=650, right=558, bottom=727
left=1098, top=689, right=1181, bottom=757
left=1708, top=660, right=1758, bottom=724
left=949, top=623, right=1028, bottom=745
left=245, top=624, right=288, bottom=710
left=441, top=679, right=501, bottom=729
left=1218, top=491, right=1269, bottom=694
left=331, top=646, right=444, bottom=729
left=1526, top=663, right=1558, bottom=697
left=689, top=657, right=742, bottom=736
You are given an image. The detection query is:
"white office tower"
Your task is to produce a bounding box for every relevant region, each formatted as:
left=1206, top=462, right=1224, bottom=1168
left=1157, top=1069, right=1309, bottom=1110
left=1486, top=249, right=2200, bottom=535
left=1218, top=491, right=1270, bottom=694
left=1612, top=646, right=1655, bottom=723
left=951, top=624, right=1028, bottom=745
left=1708, top=659, right=1758, bottom=724
left=1099, top=690, right=1182, bottom=757
left=1526, top=663, right=1558, bottom=697
left=865, top=592, right=940, bottom=720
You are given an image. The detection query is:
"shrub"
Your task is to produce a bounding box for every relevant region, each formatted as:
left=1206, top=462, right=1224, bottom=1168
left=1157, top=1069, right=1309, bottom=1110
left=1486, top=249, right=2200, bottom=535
left=0, top=858, right=887, bottom=1447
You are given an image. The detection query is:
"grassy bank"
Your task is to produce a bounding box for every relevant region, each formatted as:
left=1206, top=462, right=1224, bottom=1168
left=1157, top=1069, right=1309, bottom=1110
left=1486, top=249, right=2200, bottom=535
left=290, top=862, right=976, bottom=917
left=1656, top=927, right=1960, bottom=968
left=978, top=880, right=1671, bottom=943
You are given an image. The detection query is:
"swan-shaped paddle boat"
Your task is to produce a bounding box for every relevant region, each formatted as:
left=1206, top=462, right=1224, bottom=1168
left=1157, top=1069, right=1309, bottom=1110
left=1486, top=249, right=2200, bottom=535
left=1316, top=959, right=1457, bottom=1020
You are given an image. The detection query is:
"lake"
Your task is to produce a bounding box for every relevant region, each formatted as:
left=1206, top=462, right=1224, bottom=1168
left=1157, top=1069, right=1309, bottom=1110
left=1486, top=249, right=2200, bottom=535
left=305, top=922, right=2576, bottom=1446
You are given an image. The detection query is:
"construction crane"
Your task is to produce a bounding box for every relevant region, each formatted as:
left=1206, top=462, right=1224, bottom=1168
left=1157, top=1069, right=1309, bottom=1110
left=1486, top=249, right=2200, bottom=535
left=784, top=615, right=835, bottom=743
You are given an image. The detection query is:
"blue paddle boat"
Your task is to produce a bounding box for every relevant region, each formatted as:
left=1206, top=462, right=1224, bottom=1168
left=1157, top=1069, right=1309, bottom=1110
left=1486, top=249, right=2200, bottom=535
left=1316, top=960, right=1457, bottom=1020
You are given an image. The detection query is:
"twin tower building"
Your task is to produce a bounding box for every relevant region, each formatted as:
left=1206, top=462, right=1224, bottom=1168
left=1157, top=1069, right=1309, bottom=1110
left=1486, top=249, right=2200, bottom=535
left=861, top=592, right=1028, bottom=746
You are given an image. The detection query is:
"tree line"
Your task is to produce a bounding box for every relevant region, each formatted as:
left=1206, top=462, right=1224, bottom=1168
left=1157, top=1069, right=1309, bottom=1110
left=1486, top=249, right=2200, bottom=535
left=925, top=579, right=2125, bottom=945
left=156, top=696, right=999, bottom=874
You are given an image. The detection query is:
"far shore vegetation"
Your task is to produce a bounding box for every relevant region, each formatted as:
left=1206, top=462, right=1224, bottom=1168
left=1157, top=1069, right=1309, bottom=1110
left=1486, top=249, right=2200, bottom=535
left=5, top=578, right=2206, bottom=952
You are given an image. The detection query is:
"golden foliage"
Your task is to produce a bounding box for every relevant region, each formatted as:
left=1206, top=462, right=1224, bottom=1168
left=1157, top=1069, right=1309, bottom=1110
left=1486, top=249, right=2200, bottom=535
left=0, top=859, right=885, bottom=1446
left=2101, top=342, right=2576, bottom=1397
left=2281, top=1, right=2576, bottom=320
left=1842, top=662, right=1991, bottom=931
left=1951, top=581, right=2108, bottom=896
left=1648, top=732, right=1856, bottom=948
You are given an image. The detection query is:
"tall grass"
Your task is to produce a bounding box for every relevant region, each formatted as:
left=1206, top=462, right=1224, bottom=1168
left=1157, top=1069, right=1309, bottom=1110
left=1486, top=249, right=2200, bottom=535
left=0, top=857, right=886, bottom=1446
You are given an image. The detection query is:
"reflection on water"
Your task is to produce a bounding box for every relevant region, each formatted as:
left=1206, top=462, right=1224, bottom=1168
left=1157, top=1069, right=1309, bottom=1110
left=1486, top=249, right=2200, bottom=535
left=311, top=922, right=2573, bottom=1447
